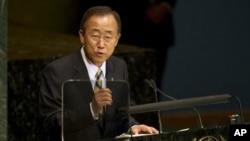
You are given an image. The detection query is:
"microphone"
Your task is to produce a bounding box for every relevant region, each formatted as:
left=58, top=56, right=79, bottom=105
left=145, top=79, right=204, bottom=129
left=230, top=96, right=244, bottom=124
left=144, top=79, right=163, bottom=133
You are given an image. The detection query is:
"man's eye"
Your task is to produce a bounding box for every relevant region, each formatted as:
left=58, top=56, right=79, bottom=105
left=91, top=35, right=100, bottom=39
left=105, top=36, right=112, bottom=39
left=91, top=35, right=99, bottom=38
left=105, top=36, right=113, bottom=40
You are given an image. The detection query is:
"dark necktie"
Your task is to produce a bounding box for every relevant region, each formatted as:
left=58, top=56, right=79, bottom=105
left=94, top=68, right=104, bottom=114
left=94, top=68, right=102, bottom=92
left=94, top=68, right=105, bottom=131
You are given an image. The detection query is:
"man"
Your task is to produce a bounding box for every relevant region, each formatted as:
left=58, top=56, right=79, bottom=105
left=73, top=0, right=176, bottom=89
left=39, top=6, right=158, bottom=141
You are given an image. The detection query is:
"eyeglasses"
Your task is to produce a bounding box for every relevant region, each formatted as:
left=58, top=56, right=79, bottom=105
left=88, top=34, right=116, bottom=43
left=81, top=30, right=118, bottom=43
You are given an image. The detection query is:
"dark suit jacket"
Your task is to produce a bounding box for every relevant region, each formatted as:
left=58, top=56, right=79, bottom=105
left=39, top=48, right=138, bottom=141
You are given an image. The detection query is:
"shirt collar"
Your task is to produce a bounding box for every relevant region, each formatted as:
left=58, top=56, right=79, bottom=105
left=81, top=46, right=106, bottom=80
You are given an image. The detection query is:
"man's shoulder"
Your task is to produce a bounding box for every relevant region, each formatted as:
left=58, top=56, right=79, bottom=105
left=109, top=56, right=126, bottom=64
left=44, top=50, right=80, bottom=70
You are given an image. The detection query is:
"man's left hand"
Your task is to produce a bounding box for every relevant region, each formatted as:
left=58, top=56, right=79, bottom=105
left=130, top=124, right=159, bottom=135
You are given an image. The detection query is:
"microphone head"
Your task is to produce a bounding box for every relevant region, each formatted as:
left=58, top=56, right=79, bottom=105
left=149, top=79, right=157, bottom=88
left=144, top=79, right=153, bottom=87
left=144, top=79, right=151, bottom=84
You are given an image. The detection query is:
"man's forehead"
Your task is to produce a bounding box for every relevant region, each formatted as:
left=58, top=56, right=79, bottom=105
left=85, top=15, right=119, bottom=33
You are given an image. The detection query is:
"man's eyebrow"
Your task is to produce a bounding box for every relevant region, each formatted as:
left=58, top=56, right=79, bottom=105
left=90, top=29, right=101, bottom=33
left=103, top=30, right=113, bottom=34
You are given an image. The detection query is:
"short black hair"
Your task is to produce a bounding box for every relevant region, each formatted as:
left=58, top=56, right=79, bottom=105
left=80, top=6, right=121, bottom=33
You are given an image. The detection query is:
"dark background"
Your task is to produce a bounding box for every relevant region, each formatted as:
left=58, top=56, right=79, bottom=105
left=7, top=0, right=250, bottom=140
left=161, top=0, right=250, bottom=112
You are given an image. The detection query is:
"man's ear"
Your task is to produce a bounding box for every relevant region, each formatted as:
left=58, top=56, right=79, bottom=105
left=114, top=33, right=121, bottom=47
left=79, top=30, right=85, bottom=44
left=117, top=33, right=121, bottom=40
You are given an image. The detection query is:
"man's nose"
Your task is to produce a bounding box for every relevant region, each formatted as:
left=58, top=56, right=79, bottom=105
left=97, top=37, right=105, bottom=48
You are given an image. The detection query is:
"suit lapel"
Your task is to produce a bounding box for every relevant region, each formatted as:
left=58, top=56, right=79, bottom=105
left=106, top=58, right=115, bottom=81
left=71, top=50, right=93, bottom=103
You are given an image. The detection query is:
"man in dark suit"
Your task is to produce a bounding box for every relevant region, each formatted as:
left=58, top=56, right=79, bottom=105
left=39, top=6, right=158, bottom=141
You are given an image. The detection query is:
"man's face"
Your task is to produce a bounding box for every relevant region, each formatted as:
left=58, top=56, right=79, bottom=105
left=79, top=14, right=121, bottom=67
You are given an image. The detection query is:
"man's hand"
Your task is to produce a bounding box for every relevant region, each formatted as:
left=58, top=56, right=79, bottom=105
left=130, top=124, right=159, bottom=135
left=91, top=88, right=112, bottom=114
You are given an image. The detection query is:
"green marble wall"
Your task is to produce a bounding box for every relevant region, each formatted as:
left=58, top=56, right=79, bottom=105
left=0, top=0, right=7, bottom=140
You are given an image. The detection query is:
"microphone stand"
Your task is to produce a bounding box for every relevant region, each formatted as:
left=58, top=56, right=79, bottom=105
left=145, top=79, right=204, bottom=129
left=230, top=96, right=244, bottom=124
left=156, top=86, right=204, bottom=129
left=152, top=84, right=163, bottom=133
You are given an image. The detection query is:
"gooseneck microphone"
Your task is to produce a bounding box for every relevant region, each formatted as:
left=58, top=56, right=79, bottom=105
left=230, top=96, right=244, bottom=124
left=145, top=79, right=204, bottom=129
left=146, top=79, right=163, bottom=133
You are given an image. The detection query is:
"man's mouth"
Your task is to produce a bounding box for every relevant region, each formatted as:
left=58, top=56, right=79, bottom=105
left=96, top=52, right=104, bottom=57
